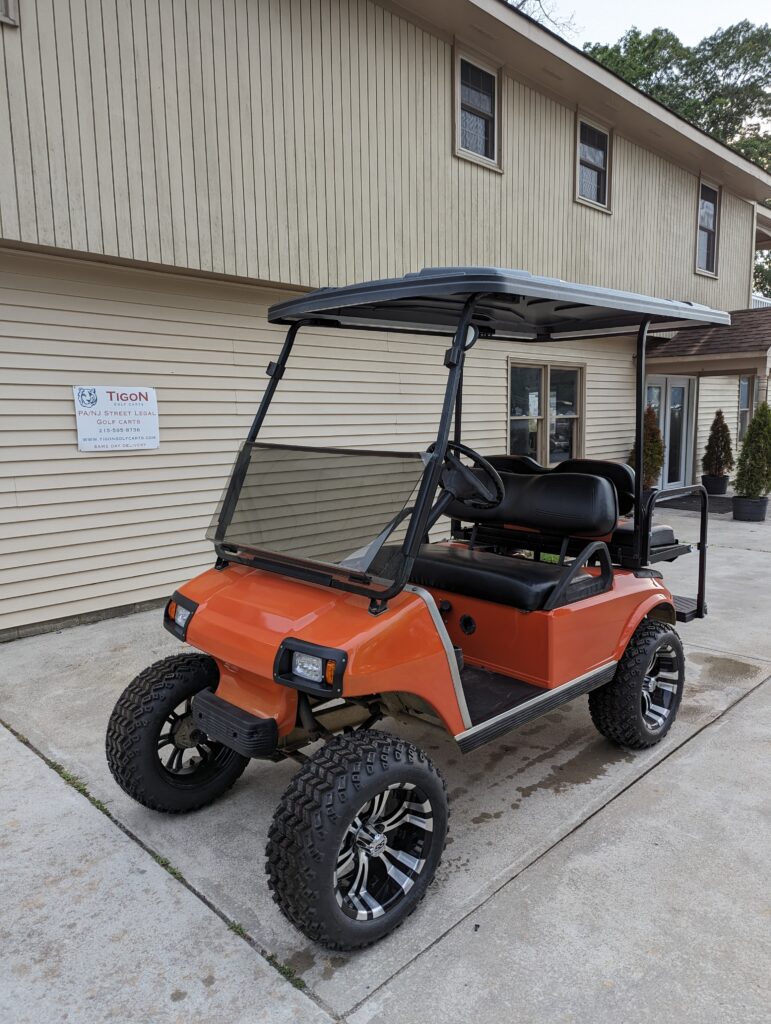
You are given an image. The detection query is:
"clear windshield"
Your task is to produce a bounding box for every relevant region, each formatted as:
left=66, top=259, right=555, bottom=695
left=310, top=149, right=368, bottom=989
left=208, top=443, right=426, bottom=593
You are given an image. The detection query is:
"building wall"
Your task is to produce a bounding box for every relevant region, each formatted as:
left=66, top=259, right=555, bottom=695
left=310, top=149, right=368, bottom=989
left=0, top=0, right=755, bottom=308
left=0, top=247, right=637, bottom=635
left=695, top=376, right=741, bottom=473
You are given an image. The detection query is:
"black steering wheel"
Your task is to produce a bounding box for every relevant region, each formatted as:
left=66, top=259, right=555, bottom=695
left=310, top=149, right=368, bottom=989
left=432, top=441, right=505, bottom=510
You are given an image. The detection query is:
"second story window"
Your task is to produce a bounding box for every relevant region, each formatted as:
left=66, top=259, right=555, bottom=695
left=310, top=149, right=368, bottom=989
left=577, top=119, right=610, bottom=209
left=458, top=57, right=497, bottom=164
left=697, top=182, right=720, bottom=275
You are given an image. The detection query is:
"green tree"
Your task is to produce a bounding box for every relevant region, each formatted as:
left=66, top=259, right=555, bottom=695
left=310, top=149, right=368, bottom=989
left=628, top=406, right=665, bottom=489
left=755, top=250, right=771, bottom=298
left=584, top=22, right=771, bottom=168
left=585, top=21, right=771, bottom=294
left=701, top=409, right=734, bottom=477
left=734, top=402, right=771, bottom=498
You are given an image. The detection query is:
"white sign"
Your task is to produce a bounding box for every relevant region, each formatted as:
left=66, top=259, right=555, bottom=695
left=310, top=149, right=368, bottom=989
left=73, top=386, right=159, bottom=452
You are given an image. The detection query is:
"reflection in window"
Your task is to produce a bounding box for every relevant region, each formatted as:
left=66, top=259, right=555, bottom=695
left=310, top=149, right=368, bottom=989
left=549, top=368, right=579, bottom=463
left=460, top=59, right=496, bottom=161
left=509, top=366, right=542, bottom=458
left=697, top=183, right=719, bottom=273
left=510, top=364, right=581, bottom=464
left=578, top=121, right=609, bottom=207
left=739, top=375, right=753, bottom=441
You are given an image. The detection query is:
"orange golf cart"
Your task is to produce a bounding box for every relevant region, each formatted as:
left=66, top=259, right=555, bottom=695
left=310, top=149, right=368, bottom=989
left=106, top=268, right=727, bottom=950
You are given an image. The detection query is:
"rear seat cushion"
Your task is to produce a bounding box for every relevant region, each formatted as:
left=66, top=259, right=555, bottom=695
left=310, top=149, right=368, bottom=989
left=612, top=522, right=677, bottom=548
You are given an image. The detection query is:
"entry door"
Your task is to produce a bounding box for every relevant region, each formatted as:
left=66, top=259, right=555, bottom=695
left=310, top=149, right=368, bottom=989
left=646, top=376, right=693, bottom=490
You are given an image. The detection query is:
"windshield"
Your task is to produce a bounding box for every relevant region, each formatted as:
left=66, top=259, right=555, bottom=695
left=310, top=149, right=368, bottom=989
left=208, top=443, right=426, bottom=595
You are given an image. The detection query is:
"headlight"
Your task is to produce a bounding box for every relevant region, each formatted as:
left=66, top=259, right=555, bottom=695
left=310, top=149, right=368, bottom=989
left=292, top=652, right=324, bottom=683
left=174, top=605, right=192, bottom=630
left=164, top=593, right=197, bottom=640
left=274, top=639, right=348, bottom=695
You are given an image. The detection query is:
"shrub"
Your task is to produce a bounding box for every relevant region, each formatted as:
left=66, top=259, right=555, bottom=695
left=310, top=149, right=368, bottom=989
left=628, top=406, right=665, bottom=489
left=701, top=409, right=734, bottom=477
left=734, top=401, right=771, bottom=499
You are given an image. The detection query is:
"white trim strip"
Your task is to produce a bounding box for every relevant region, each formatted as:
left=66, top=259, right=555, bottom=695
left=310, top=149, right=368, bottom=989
left=455, top=660, right=618, bottom=744
left=405, top=584, right=473, bottom=729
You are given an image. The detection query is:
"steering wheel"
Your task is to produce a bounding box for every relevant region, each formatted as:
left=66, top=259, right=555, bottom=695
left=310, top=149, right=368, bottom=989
left=432, top=441, right=505, bottom=510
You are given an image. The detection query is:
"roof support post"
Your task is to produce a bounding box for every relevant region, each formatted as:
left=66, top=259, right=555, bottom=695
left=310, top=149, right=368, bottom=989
left=246, top=320, right=307, bottom=443
left=402, top=295, right=479, bottom=559
left=633, top=317, right=652, bottom=567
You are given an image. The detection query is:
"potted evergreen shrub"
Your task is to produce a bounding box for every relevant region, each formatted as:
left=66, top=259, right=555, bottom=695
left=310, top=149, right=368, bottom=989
left=628, top=405, right=666, bottom=491
left=733, top=401, right=771, bottom=522
left=701, top=409, right=734, bottom=495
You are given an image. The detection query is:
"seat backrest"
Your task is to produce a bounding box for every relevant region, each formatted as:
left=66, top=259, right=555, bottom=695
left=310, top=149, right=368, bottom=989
left=446, top=471, right=618, bottom=537
left=486, top=454, right=549, bottom=475
left=552, top=459, right=635, bottom=516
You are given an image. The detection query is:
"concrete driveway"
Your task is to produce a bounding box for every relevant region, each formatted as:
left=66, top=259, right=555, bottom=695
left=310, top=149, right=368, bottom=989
left=1, top=507, right=770, bottom=1022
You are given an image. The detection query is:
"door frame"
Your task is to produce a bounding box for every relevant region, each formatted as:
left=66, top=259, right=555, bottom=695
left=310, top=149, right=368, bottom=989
left=645, top=374, right=697, bottom=490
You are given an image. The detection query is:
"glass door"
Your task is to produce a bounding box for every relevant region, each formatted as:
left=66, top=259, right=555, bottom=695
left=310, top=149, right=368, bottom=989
left=664, top=379, right=689, bottom=488
left=645, top=375, right=693, bottom=490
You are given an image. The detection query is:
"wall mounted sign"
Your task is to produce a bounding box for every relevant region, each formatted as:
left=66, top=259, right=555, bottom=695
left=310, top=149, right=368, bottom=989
left=73, top=386, right=159, bottom=451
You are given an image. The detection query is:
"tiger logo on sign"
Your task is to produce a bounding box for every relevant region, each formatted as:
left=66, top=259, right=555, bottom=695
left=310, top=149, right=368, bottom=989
left=76, top=387, right=98, bottom=408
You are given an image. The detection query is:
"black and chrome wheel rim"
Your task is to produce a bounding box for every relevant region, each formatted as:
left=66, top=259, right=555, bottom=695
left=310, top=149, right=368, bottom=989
left=641, top=641, right=681, bottom=732
left=334, top=782, right=434, bottom=921
left=157, top=696, right=229, bottom=778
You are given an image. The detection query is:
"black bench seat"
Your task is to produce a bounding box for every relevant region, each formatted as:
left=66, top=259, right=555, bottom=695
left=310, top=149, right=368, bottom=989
left=409, top=543, right=597, bottom=612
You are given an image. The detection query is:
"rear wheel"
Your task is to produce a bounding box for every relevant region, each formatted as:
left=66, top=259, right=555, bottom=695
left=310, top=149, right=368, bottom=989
left=105, top=653, right=249, bottom=813
left=589, top=620, right=684, bottom=749
left=266, top=729, right=448, bottom=950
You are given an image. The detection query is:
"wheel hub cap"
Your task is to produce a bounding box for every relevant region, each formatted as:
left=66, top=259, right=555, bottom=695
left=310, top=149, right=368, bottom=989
left=334, top=782, right=434, bottom=921
left=641, top=642, right=681, bottom=732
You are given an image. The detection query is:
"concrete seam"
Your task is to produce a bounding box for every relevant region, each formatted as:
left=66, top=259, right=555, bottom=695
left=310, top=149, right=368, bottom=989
left=0, top=717, right=343, bottom=1023
left=343, top=671, right=771, bottom=1017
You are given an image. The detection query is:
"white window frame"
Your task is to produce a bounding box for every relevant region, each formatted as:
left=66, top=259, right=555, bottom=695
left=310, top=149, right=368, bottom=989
left=453, top=47, right=503, bottom=173
left=507, top=358, right=585, bottom=466
left=695, top=179, right=720, bottom=278
left=575, top=113, right=612, bottom=213
left=0, top=0, right=19, bottom=27
left=738, top=374, right=754, bottom=442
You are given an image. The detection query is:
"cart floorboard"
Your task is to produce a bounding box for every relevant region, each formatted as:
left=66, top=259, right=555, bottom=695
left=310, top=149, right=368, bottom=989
left=461, top=665, right=543, bottom=725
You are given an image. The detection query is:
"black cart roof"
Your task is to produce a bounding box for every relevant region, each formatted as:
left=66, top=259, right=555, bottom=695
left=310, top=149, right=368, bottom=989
left=268, top=267, right=730, bottom=340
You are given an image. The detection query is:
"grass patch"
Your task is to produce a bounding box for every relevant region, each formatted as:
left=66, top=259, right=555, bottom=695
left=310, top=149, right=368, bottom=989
left=266, top=953, right=307, bottom=990
left=152, top=854, right=184, bottom=882
left=228, top=920, right=248, bottom=938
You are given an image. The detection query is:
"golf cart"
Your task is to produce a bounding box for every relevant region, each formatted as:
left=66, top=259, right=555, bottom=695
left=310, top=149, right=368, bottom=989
left=106, top=268, right=728, bottom=950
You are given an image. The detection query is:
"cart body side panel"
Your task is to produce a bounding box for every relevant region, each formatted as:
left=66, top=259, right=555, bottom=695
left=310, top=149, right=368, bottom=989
left=179, top=566, right=465, bottom=735
left=426, top=572, right=675, bottom=688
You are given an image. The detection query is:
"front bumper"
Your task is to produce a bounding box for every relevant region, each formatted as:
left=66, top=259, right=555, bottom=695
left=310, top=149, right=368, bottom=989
left=191, top=689, right=278, bottom=759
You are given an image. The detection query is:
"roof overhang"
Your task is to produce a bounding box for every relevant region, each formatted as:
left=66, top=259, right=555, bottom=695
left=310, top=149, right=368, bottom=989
left=388, top=0, right=771, bottom=203
left=269, top=267, right=730, bottom=340
left=756, top=205, right=771, bottom=251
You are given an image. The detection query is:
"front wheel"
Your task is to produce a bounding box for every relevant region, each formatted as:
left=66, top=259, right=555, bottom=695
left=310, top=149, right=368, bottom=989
left=589, top=620, right=685, bottom=749
left=105, top=653, right=249, bottom=813
left=266, top=729, right=448, bottom=950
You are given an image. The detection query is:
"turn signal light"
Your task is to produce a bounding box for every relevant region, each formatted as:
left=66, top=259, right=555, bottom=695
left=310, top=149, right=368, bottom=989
left=324, top=660, right=336, bottom=686
left=167, top=600, right=178, bottom=621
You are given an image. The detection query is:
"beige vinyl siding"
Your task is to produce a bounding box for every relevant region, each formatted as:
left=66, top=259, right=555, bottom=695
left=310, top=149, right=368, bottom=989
left=695, top=376, right=741, bottom=472
left=0, top=248, right=636, bottom=633
left=0, top=0, right=755, bottom=310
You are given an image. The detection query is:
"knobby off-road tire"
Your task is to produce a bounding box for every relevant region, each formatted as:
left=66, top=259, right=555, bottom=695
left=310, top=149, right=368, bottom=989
left=589, top=620, right=685, bottom=749
left=106, top=652, right=249, bottom=813
left=266, top=729, right=449, bottom=951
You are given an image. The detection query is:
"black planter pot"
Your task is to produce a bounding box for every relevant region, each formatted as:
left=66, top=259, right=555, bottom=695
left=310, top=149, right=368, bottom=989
left=733, top=496, right=769, bottom=522
left=701, top=474, right=729, bottom=496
